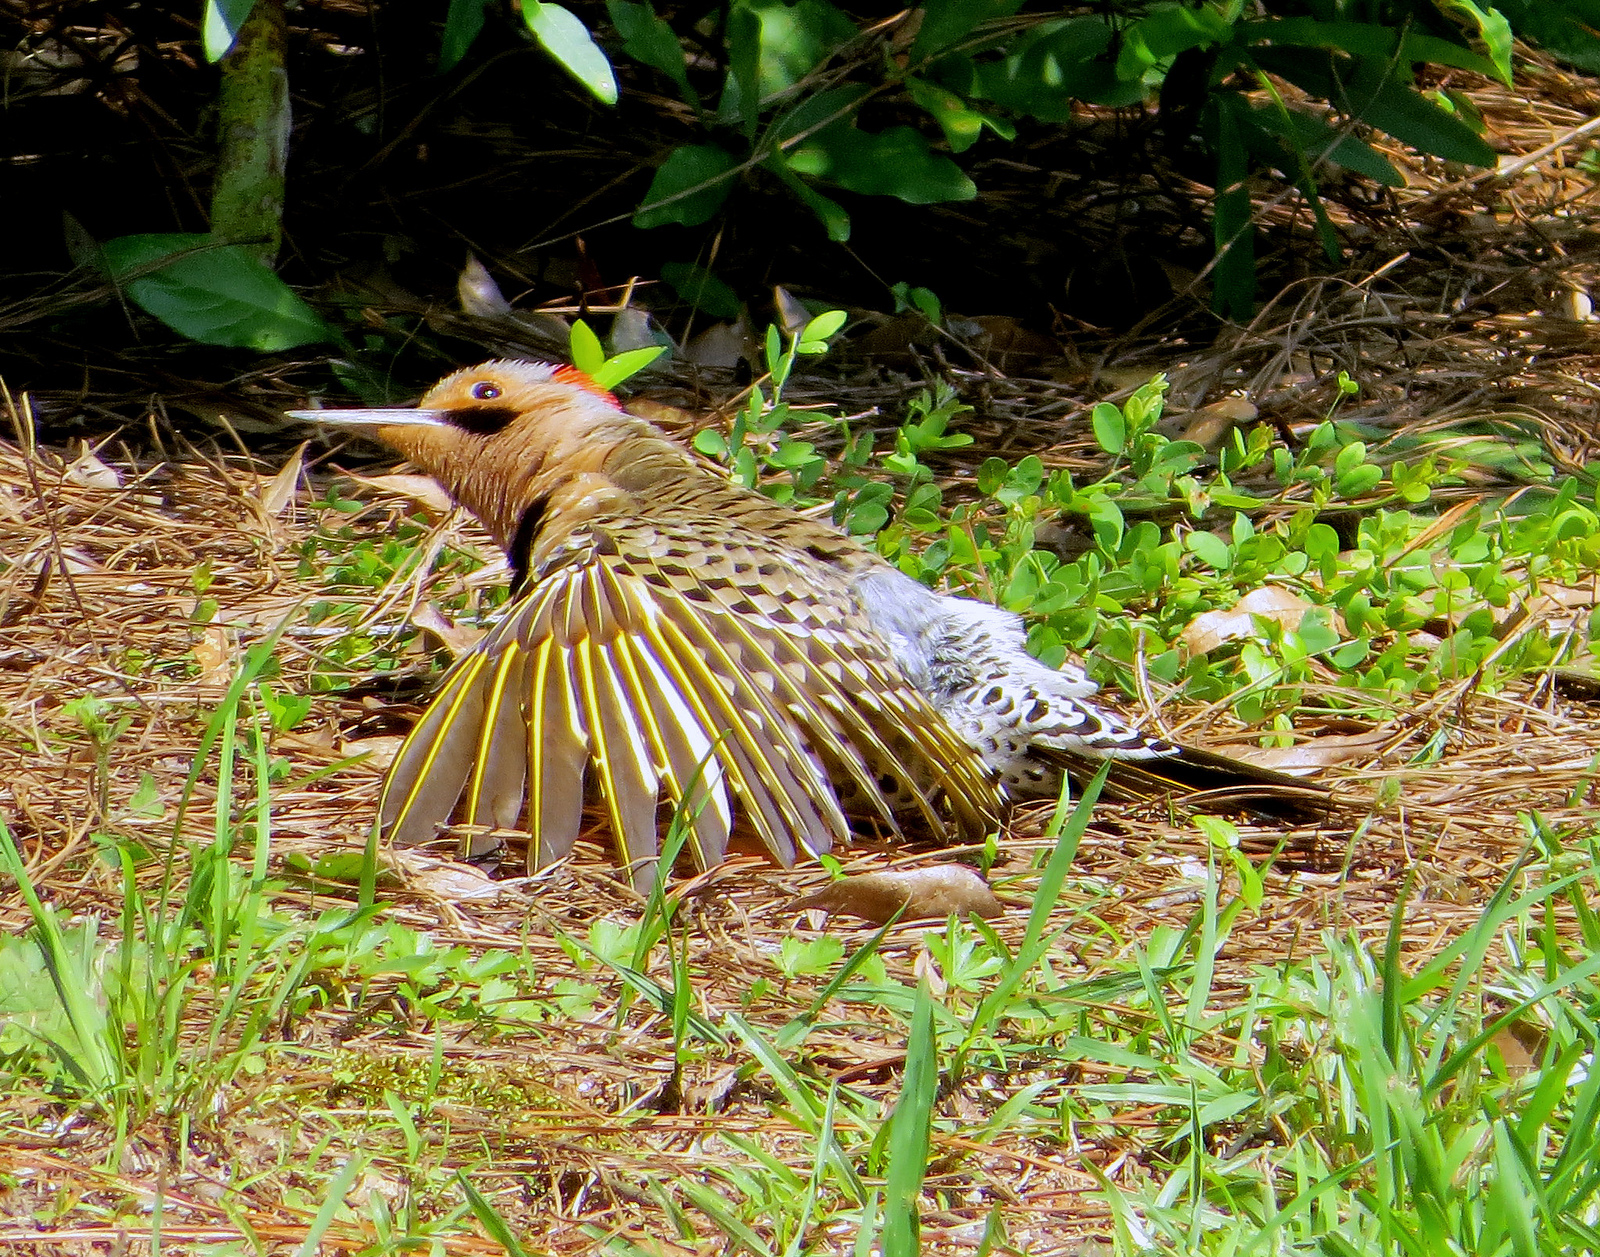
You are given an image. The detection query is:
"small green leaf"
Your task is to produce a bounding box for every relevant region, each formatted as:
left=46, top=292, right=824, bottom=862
left=1335, top=441, right=1368, bottom=475
left=1298, top=608, right=1341, bottom=654
left=765, top=152, right=851, bottom=241
left=846, top=501, right=889, bottom=534
left=1435, top=0, right=1514, bottom=85
left=911, top=0, right=1026, bottom=59
left=904, top=76, right=1013, bottom=152
left=1117, top=3, right=1231, bottom=78
left=1336, top=464, right=1384, bottom=496
left=693, top=428, right=728, bottom=458
left=591, top=346, right=666, bottom=390
left=1091, top=402, right=1126, bottom=454
left=522, top=3, right=618, bottom=105
left=1330, top=638, right=1369, bottom=668
left=802, top=309, right=847, bottom=344
left=1305, top=522, right=1341, bottom=561
left=569, top=319, right=605, bottom=375
left=977, top=457, right=1008, bottom=496
left=1087, top=496, right=1124, bottom=550
left=635, top=145, right=740, bottom=229
left=734, top=0, right=856, bottom=97
left=1342, top=58, right=1498, bottom=166
left=1185, top=531, right=1233, bottom=570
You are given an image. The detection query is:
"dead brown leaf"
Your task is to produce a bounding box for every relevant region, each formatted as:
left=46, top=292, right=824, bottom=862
left=1159, top=396, right=1258, bottom=450
left=193, top=624, right=234, bottom=685
left=795, top=864, right=1005, bottom=924
left=257, top=442, right=307, bottom=519
left=64, top=441, right=122, bottom=490
left=1181, top=586, right=1344, bottom=656
left=395, top=850, right=506, bottom=902
left=684, top=316, right=753, bottom=368
left=342, top=734, right=402, bottom=770
left=1240, top=729, right=1390, bottom=771
left=412, top=602, right=486, bottom=657
left=345, top=472, right=457, bottom=516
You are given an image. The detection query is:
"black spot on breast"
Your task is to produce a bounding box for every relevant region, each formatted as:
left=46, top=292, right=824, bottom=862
left=445, top=405, right=521, bottom=435
left=508, top=495, right=549, bottom=594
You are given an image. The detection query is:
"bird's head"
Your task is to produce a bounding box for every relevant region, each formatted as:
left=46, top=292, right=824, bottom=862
left=288, top=359, right=649, bottom=551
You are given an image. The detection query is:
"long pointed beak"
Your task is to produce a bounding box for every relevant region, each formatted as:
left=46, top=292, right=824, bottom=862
left=285, top=408, right=451, bottom=429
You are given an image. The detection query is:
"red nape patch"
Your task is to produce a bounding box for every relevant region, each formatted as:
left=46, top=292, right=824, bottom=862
left=551, top=365, right=619, bottom=407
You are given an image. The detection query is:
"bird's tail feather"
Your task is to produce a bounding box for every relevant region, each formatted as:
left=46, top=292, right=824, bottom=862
left=1038, top=742, right=1332, bottom=822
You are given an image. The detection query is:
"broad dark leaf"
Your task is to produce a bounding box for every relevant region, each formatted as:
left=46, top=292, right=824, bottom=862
left=633, top=145, right=739, bottom=228
left=789, top=125, right=976, bottom=203
left=101, top=233, right=331, bottom=351
left=910, top=0, right=1026, bottom=61
left=1343, top=59, right=1496, bottom=166
left=719, top=0, right=762, bottom=135
left=608, top=0, right=695, bottom=105
left=1496, top=0, right=1600, bottom=74
left=1250, top=103, right=1405, bottom=187
left=439, top=0, right=488, bottom=71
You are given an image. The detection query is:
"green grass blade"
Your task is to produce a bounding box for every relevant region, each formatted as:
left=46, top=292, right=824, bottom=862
left=881, top=978, right=937, bottom=1257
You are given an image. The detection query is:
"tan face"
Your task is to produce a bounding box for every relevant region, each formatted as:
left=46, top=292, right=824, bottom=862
left=285, top=359, right=631, bottom=550
left=287, top=360, right=618, bottom=453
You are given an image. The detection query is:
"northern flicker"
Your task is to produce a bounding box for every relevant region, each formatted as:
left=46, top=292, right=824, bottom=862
left=291, top=360, right=1321, bottom=885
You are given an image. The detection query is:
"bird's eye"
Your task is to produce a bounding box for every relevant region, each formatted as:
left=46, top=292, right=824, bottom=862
left=471, top=382, right=502, bottom=400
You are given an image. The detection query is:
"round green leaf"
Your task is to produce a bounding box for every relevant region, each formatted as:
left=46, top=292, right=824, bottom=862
left=1184, top=530, right=1233, bottom=570
left=1091, top=402, right=1126, bottom=454
left=1335, top=464, right=1384, bottom=496
left=803, top=309, right=848, bottom=343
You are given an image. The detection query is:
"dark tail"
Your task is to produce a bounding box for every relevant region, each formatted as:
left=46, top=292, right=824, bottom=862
left=1040, top=742, right=1334, bottom=822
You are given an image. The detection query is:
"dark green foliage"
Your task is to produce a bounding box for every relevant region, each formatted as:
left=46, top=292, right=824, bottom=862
left=588, top=0, right=1593, bottom=315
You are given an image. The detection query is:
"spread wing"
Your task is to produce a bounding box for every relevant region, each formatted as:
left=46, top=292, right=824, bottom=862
left=380, top=519, right=1001, bottom=887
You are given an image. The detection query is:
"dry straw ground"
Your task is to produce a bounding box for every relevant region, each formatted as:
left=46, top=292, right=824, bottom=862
left=7, top=53, right=1600, bottom=1257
